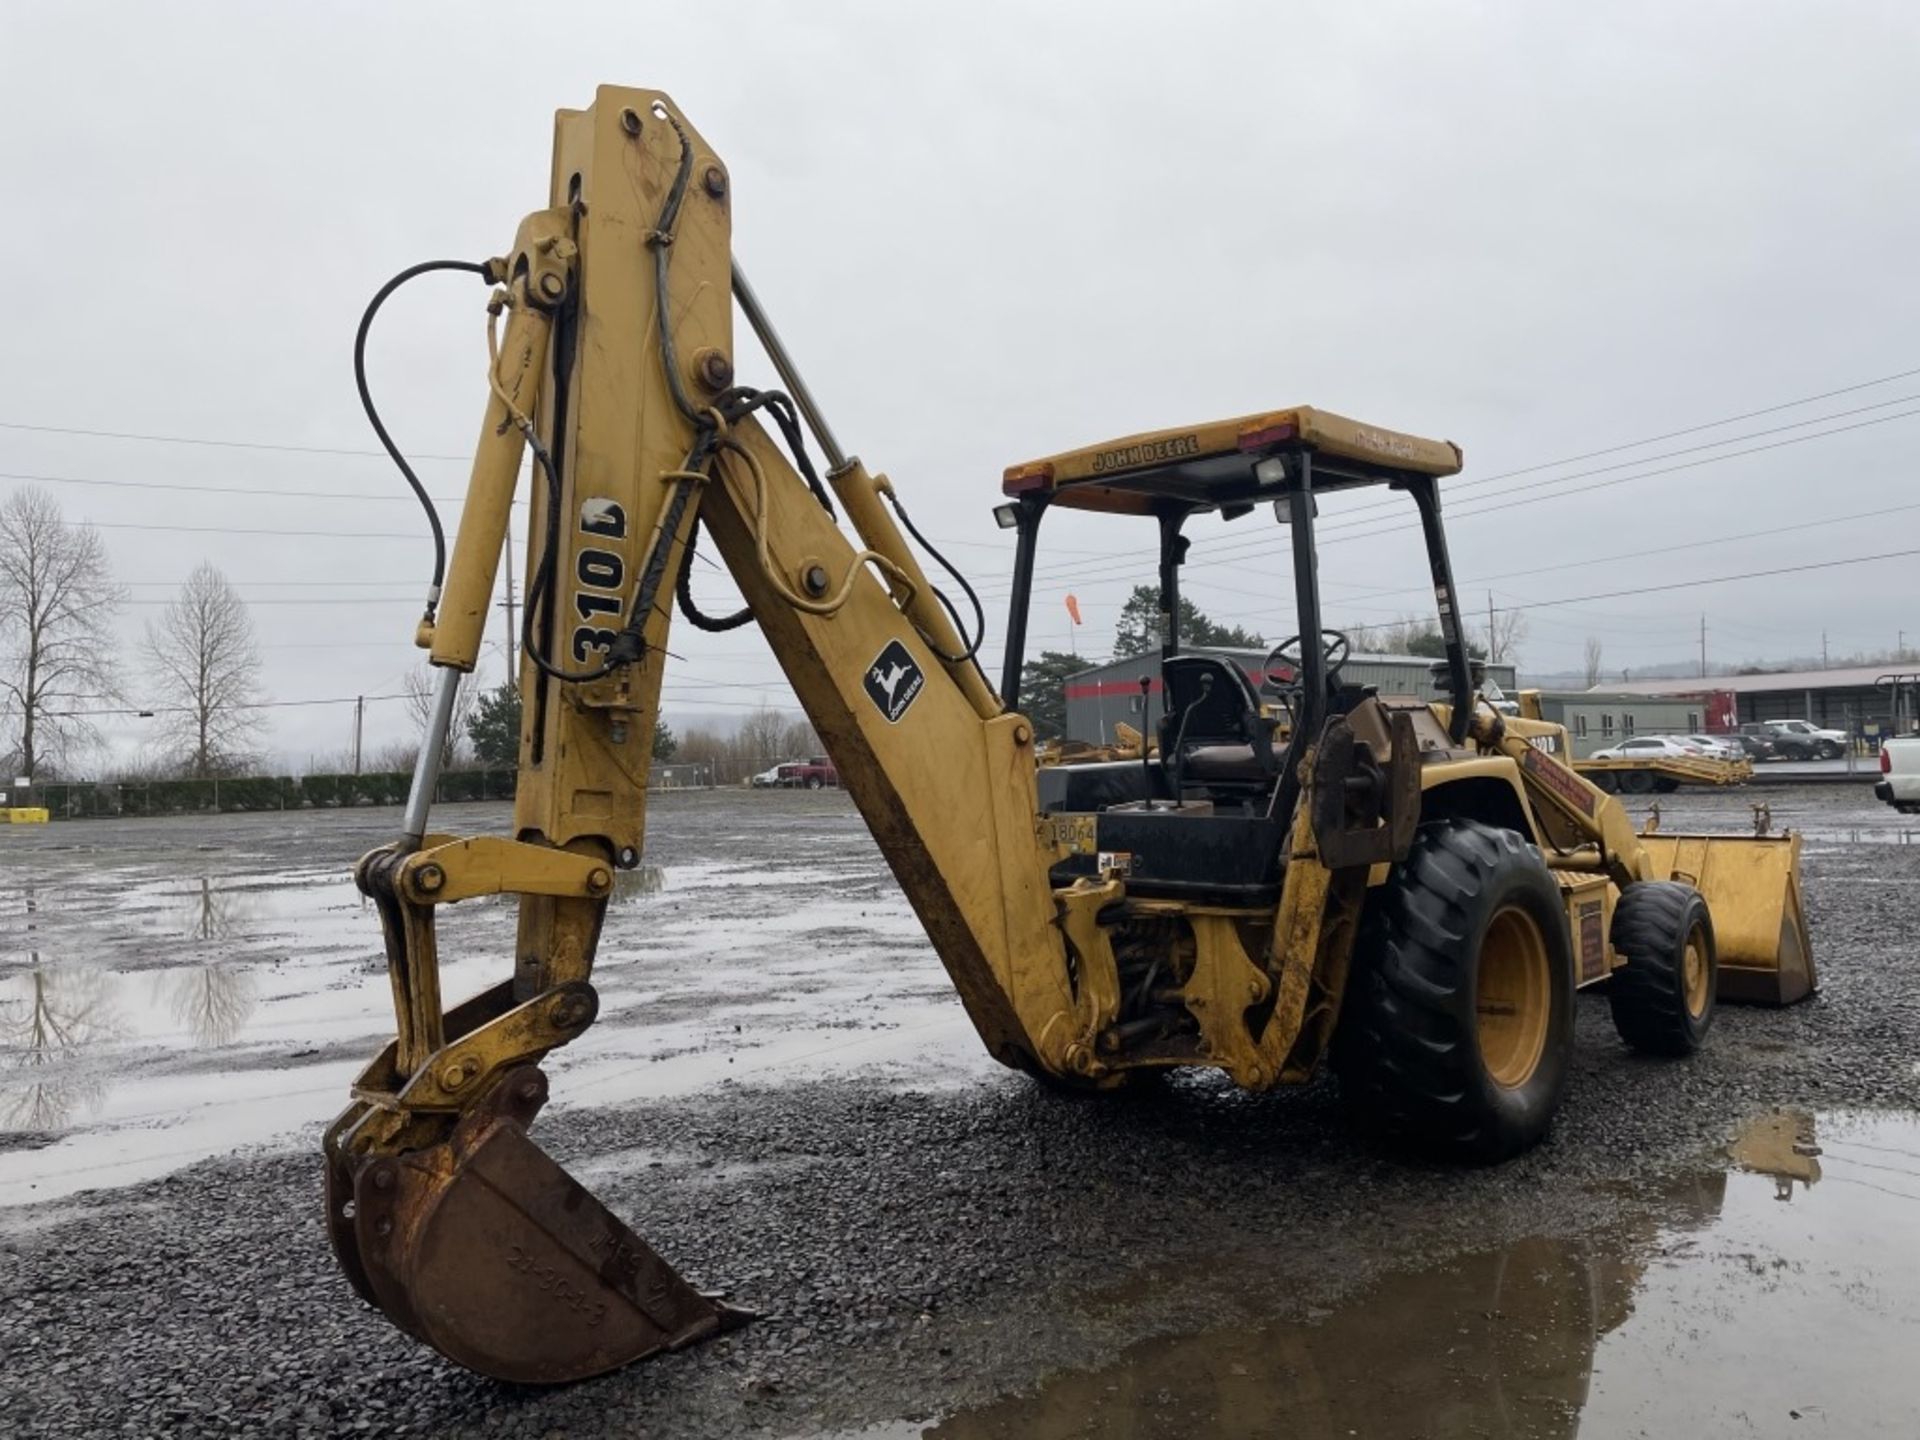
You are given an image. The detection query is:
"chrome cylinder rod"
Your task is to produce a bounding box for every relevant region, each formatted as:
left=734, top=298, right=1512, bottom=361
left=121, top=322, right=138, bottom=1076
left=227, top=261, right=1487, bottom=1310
left=401, top=666, right=462, bottom=846
left=731, top=260, right=846, bottom=472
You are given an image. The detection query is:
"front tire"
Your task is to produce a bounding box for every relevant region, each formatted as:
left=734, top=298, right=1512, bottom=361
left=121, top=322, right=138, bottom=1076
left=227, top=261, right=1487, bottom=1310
left=1608, top=882, right=1715, bottom=1056
left=1336, top=819, right=1574, bottom=1163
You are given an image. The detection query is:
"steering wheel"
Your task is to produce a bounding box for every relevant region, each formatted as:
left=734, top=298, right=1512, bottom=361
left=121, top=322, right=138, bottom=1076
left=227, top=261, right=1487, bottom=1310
left=1261, top=630, right=1351, bottom=694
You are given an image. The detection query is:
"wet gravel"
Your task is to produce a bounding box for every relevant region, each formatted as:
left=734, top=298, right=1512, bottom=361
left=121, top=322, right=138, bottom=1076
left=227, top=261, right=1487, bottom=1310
left=2, top=785, right=1916, bottom=1438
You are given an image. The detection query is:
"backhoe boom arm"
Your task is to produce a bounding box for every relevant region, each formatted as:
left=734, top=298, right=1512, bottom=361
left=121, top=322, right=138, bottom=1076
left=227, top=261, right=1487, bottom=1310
left=323, top=87, right=1105, bottom=1381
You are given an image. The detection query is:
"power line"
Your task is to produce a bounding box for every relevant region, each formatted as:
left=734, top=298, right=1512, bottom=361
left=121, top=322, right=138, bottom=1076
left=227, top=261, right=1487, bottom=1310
left=122, top=595, right=424, bottom=606
left=0, top=467, right=522, bottom=508
left=48, top=691, right=412, bottom=718
left=1328, top=498, right=1920, bottom=611
left=57, top=518, right=428, bottom=541
left=1489, top=546, right=1920, bottom=616
left=971, top=378, right=1920, bottom=594
left=0, top=419, right=472, bottom=462
left=1445, top=364, right=1920, bottom=490
left=972, top=401, right=1920, bottom=599
left=1319, top=390, right=1920, bottom=528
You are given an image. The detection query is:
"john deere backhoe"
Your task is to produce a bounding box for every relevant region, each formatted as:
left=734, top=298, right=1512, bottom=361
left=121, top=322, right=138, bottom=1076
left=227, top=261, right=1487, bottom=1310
left=324, top=86, right=1814, bottom=1385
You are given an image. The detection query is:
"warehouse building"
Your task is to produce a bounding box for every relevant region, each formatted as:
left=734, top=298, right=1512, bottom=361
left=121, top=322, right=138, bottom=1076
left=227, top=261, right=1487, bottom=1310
left=1063, top=648, right=1518, bottom=746
left=1609, top=665, right=1920, bottom=747
left=1525, top=690, right=1718, bottom=760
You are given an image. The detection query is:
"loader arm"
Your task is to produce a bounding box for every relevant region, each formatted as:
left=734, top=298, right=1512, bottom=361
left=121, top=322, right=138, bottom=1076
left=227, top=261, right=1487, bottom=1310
left=324, top=87, right=1093, bottom=1383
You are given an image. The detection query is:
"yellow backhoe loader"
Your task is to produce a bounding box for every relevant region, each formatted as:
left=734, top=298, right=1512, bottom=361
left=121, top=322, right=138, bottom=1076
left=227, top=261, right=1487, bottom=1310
left=323, top=86, right=1814, bottom=1385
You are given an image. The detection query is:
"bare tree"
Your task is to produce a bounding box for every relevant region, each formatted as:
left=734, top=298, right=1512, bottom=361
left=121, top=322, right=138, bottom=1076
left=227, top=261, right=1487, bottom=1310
left=404, top=664, right=478, bottom=769
left=1583, top=636, right=1605, bottom=689
left=0, top=487, right=124, bottom=779
left=736, top=705, right=792, bottom=771
left=1486, top=608, right=1528, bottom=666
left=779, top=717, right=821, bottom=757
left=147, top=562, right=266, bottom=778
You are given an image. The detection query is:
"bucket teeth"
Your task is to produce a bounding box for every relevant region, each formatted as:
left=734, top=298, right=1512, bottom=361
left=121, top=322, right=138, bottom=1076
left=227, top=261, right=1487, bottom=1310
left=326, top=1067, right=749, bottom=1384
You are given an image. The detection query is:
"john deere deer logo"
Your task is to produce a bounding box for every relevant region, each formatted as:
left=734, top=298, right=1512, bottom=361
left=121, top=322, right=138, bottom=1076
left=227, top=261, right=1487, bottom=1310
left=864, top=639, right=925, bottom=723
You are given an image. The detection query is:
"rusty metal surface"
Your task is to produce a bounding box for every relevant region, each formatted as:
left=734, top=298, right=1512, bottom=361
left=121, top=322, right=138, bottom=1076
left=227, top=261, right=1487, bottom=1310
left=334, top=1066, right=748, bottom=1384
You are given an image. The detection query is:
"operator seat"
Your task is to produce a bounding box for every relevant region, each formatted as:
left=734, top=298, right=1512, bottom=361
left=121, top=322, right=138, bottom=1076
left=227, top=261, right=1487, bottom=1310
left=1159, top=655, right=1279, bottom=788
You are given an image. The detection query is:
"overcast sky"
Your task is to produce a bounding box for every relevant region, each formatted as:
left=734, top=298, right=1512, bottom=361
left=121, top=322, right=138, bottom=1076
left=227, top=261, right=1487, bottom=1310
left=5, top=1, right=1917, bottom=771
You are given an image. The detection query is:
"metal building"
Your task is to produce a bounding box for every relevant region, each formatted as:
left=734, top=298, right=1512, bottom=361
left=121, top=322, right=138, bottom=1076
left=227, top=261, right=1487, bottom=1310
left=1063, top=648, right=1518, bottom=746
left=1608, top=665, right=1920, bottom=744
left=1525, top=690, right=1713, bottom=760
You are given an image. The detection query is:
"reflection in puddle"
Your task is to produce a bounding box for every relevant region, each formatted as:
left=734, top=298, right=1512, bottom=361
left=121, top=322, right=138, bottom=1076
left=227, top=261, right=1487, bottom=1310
left=159, top=878, right=263, bottom=1048
left=855, top=1111, right=1920, bottom=1440
left=1729, top=1108, right=1822, bottom=1198
left=157, top=965, right=258, bottom=1049
left=0, top=965, right=125, bottom=1131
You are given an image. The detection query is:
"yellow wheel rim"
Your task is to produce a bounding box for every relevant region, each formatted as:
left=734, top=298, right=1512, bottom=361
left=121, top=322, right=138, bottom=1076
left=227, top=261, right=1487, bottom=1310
left=1478, top=906, right=1551, bottom=1089
left=1682, top=923, right=1710, bottom=1018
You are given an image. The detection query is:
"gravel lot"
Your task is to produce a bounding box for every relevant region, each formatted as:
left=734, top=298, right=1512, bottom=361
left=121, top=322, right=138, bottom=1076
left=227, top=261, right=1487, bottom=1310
left=2, top=786, right=1917, bottom=1438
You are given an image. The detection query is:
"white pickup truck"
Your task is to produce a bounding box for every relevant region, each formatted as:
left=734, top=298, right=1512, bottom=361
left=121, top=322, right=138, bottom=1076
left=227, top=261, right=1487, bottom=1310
left=1876, top=738, right=1920, bottom=814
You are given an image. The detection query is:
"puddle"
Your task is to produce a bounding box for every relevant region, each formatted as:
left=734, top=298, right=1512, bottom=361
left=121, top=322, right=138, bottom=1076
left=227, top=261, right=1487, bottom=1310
left=0, top=821, right=989, bottom=1208
left=819, top=1110, right=1920, bottom=1440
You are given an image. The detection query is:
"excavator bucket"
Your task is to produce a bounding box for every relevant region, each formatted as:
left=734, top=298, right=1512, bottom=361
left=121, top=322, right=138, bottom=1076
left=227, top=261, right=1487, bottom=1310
left=1636, top=831, right=1815, bottom=1005
left=327, top=1067, right=749, bottom=1384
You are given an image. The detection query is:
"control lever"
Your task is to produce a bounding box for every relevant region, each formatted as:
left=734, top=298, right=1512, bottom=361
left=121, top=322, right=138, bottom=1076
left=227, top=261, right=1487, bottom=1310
left=1165, top=674, right=1214, bottom=805
left=1137, top=674, right=1155, bottom=806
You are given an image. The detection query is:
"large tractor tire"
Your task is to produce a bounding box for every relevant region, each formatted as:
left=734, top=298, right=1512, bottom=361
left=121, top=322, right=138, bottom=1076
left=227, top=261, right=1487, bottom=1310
left=1336, top=819, right=1574, bottom=1163
left=1607, top=881, right=1715, bottom=1056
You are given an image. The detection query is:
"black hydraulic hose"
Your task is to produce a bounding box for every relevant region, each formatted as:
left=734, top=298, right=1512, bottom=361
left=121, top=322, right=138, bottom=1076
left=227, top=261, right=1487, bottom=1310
left=675, top=520, right=754, bottom=632
left=354, top=258, right=493, bottom=608
left=882, top=490, right=987, bottom=665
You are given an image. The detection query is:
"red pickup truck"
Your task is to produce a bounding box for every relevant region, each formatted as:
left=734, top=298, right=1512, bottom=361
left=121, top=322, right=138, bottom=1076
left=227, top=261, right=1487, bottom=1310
left=777, top=756, right=840, bottom=789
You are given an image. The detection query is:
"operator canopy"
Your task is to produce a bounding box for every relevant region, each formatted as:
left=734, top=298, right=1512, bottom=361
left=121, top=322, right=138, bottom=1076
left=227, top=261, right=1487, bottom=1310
left=1001, top=406, right=1462, bottom=516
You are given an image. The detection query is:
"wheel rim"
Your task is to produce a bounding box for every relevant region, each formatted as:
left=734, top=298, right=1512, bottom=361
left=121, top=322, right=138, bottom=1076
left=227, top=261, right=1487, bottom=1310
left=1478, top=906, right=1552, bottom=1089
left=1682, top=922, right=1710, bottom=1018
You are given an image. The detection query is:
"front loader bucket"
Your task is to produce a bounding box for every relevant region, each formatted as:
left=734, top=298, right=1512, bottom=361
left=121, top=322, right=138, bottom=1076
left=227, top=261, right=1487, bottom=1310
left=332, top=1067, right=748, bottom=1384
left=1637, top=832, right=1815, bottom=1005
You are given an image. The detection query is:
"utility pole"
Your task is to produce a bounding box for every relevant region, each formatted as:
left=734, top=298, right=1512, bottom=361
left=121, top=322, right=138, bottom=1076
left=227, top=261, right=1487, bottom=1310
left=352, top=695, right=364, bottom=775
left=1699, top=614, right=1707, bottom=679
left=1488, top=591, right=1497, bottom=662
left=1822, top=630, right=1829, bottom=669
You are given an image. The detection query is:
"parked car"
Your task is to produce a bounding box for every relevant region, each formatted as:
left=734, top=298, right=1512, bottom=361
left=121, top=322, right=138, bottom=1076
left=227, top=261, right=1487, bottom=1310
left=1758, top=725, right=1850, bottom=760
left=1682, top=733, right=1745, bottom=761
left=1588, top=735, right=1706, bottom=762
left=1724, top=731, right=1777, bottom=760
left=1876, top=738, right=1920, bottom=814
left=778, top=756, right=840, bottom=789
left=750, top=765, right=785, bottom=788
left=1743, top=719, right=1847, bottom=760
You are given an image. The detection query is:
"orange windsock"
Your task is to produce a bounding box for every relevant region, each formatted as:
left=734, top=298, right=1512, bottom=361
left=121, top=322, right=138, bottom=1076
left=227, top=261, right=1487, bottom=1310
left=1065, top=594, right=1083, bottom=625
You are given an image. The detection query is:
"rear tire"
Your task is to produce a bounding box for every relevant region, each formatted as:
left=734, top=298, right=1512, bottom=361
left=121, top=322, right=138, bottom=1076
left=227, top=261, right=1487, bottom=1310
left=1608, top=882, right=1715, bottom=1056
left=1620, top=771, right=1655, bottom=795
left=1336, top=819, right=1574, bottom=1163
left=806, top=776, right=824, bottom=790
